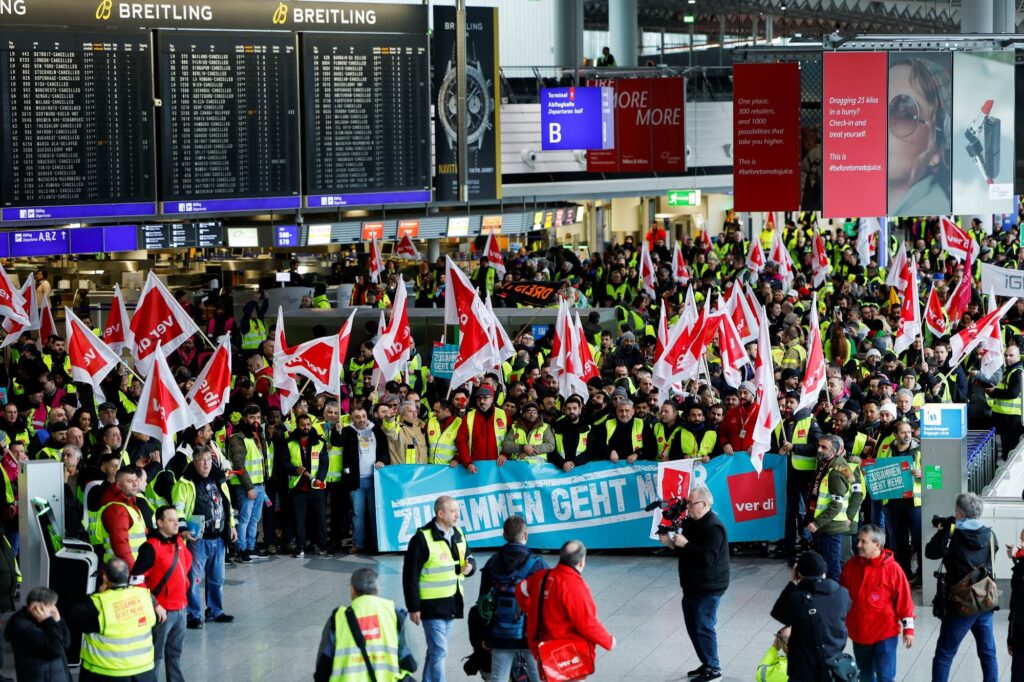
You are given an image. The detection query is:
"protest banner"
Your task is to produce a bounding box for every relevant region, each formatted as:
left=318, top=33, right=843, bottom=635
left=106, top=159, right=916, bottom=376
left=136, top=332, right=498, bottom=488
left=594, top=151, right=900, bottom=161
left=494, top=281, right=561, bottom=307
left=862, top=456, right=915, bottom=501
left=374, top=453, right=787, bottom=551
left=429, top=342, right=459, bottom=380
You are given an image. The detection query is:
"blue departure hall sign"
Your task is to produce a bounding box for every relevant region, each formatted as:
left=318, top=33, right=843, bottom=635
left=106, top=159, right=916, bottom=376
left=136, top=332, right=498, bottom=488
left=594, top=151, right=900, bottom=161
left=540, top=86, right=615, bottom=151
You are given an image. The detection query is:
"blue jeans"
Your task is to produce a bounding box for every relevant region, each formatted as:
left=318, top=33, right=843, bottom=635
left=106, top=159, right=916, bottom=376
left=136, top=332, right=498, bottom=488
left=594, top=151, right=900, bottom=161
left=853, top=636, right=898, bottom=682
left=681, top=592, right=721, bottom=671
left=232, top=484, right=266, bottom=552
left=491, top=648, right=541, bottom=682
left=422, top=618, right=453, bottom=682
left=350, top=476, right=376, bottom=551
left=931, top=610, right=998, bottom=682
left=813, top=533, right=844, bottom=583
left=153, top=608, right=186, bottom=682
left=187, top=537, right=225, bottom=621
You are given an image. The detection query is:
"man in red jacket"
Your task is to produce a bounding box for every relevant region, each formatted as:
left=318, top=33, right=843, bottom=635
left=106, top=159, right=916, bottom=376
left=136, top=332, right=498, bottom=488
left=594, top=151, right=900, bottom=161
left=131, top=506, right=193, bottom=682
left=97, top=466, right=146, bottom=569
left=454, top=387, right=508, bottom=474
left=839, top=524, right=915, bottom=682
left=719, top=383, right=758, bottom=454
left=516, top=540, right=615, bottom=676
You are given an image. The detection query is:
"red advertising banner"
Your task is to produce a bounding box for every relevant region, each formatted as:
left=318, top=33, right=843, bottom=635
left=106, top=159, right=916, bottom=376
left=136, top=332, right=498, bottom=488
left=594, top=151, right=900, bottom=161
left=585, top=77, right=685, bottom=172
left=822, top=52, right=888, bottom=218
left=732, top=63, right=801, bottom=211
left=362, top=222, right=385, bottom=240
left=397, top=220, right=420, bottom=238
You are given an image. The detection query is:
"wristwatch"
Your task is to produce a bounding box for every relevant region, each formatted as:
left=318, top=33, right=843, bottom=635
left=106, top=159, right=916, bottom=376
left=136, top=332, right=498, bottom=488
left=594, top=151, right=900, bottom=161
left=437, top=44, right=493, bottom=154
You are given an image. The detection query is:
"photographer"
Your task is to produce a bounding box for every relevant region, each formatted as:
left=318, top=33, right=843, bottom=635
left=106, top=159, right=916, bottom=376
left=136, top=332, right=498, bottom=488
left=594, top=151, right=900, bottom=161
left=926, top=492, right=998, bottom=682
left=659, top=486, right=729, bottom=682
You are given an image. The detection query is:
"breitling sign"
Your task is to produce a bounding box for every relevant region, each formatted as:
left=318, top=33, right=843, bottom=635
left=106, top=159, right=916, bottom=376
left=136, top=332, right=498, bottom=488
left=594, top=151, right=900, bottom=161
left=0, top=0, right=424, bottom=32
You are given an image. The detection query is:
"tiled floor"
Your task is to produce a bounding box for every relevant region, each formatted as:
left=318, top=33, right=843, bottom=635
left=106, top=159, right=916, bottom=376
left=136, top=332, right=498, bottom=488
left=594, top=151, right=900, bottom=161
left=18, top=550, right=1015, bottom=681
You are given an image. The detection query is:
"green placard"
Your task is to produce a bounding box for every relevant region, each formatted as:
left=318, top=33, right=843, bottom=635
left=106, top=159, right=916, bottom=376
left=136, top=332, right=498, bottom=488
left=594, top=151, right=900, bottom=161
left=667, top=189, right=701, bottom=207
left=924, top=464, right=943, bottom=491
left=862, top=456, right=915, bottom=500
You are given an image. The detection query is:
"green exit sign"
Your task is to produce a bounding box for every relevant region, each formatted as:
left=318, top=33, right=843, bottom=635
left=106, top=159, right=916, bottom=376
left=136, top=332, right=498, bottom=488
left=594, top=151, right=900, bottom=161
left=668, top=189, right=701, bottom=206
left=683, top=15, right=695, bottom=23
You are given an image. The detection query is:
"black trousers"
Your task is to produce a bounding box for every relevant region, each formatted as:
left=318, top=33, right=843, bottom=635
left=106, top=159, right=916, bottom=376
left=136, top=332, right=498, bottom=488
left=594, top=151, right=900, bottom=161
left=995, top=414, right=1023, bottom=459
left=292, top=489, right=327, bottom=549
left=327, top=481, right=351, bottom=547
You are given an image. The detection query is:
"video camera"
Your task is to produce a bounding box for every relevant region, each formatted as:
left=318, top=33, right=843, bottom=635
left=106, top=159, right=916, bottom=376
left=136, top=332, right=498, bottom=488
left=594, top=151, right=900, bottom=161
left=931, top=515, right=956, bottom=530
left=645, top=498, right=688, bottom=536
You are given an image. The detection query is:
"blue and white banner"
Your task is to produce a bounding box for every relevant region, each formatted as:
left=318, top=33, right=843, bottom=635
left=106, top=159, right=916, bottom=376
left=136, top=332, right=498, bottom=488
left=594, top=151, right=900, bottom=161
left=374, top=453, right=788, bottom=552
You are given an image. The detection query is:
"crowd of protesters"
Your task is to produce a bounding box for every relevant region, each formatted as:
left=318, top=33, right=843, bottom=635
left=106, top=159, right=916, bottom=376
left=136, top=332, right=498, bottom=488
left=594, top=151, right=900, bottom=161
left=0, top=209, right=1019, bottom=679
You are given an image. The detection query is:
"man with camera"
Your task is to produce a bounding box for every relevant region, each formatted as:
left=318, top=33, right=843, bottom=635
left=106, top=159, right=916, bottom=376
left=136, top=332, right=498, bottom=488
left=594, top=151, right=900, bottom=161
left=660, top=485, right=729, bottom=682
left=926, top=492, right=998, bottom=682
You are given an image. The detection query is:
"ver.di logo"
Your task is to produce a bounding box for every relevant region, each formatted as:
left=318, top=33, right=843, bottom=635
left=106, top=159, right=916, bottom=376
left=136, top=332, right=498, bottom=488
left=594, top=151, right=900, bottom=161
left=272, top=1, right=288, bottom=24
left=96, top=0, right=113, bottom=20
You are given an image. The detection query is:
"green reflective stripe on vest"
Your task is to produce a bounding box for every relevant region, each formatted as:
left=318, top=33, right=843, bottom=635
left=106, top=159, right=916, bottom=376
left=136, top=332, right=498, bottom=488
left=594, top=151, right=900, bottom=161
left=426, top=417, right=461, bottom=465
left=36, top=446, right=61, bottom=461
left=679, top=429, right=717, bottom=459
left=172, top=478, right=196, bottom=518
left=509, top=423, right=549, bottom=463
left=465, top=410, right=507, bottom=454
left=95, top=502, right=147, bottom=564
left=813, top=471, right=850, bottom=523
left=81, top=587, right=156, bottom=677
left=1, top=469, right=11, bottom=505
left=851, top=432, right=867, bottom=458
left=326, top=443, right=344, bottom=482
left=418, top=529, right=466, bottom=601
left=990, top=367, right=1022, bottom=415
left=654, top=423, right=682, bottom=461
left=553, top=430, right=588, bottom=459
left=779, top=417, right=817, bottom=471
left=241, top=319, right=267, bottom=350
left=229, top=437, right=265, bottom=486
left=605, top=419, right=643, bottom=454
left=287, top=439, right=324, bottom=489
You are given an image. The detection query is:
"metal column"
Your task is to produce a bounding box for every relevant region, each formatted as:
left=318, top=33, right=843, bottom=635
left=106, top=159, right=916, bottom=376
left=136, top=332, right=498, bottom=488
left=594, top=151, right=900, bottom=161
left=554, top=0, right=584, bottom=70
left=455, top=0, right=469, bottom=203
left=608, top=0, right=639, bottom=67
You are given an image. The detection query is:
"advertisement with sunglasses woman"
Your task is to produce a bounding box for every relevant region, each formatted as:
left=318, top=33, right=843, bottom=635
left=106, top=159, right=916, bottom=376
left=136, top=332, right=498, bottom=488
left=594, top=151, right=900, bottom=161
left=952, top=51, right=1015, bottom=216
left=887, top=53, right=953, bottom=218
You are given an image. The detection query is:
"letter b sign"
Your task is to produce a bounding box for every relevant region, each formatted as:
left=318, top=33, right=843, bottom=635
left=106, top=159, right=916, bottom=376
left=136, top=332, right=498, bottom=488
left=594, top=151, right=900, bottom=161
left=548, top=122, right=561, bottom=144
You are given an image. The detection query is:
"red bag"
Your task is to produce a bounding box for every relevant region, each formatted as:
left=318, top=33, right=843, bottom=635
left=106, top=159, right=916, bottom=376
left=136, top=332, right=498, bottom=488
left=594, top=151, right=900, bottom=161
left=534, top=571, right=596, bottom=681
left=537, top=637, right=595, bottom=681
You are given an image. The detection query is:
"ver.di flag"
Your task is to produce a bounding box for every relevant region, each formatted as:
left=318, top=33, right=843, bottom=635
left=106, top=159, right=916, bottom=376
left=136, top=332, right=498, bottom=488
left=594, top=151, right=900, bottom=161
left=129, top=271, right=200, bottom=375
left=130, top=343, right=192, bottom=463
left=66, top=308, right=122, bottom=402
left=185, top=335, right=232, bottom=427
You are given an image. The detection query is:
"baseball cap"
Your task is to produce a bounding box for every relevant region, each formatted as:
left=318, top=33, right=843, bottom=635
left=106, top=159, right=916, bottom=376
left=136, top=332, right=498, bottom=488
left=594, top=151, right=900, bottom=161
left=796, top=551, right=828, bottom=578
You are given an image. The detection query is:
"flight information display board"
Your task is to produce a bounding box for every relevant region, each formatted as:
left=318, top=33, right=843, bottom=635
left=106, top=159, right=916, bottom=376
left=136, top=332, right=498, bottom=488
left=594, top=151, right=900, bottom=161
left=158, top=31, right=301, bottom=214
left=0, top=30, right=156, bottom=222
left=303, top=32, right=431, bottom=208
left=140, top=222, right=222, bottom=249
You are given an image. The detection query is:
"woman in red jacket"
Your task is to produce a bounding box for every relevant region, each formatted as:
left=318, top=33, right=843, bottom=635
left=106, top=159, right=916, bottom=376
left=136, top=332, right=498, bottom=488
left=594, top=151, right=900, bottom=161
left=839, top=524, right=915, bottom=682
left=516, top=540, right=615, bottom=677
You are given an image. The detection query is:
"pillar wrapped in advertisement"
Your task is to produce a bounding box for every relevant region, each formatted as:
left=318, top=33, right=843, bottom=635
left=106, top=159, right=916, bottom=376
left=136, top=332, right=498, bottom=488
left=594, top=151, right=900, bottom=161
left=432, top=6, right=502, bottom=201
left=887, top=53, right=952, bottom=217
left=822, top=52, right=888, bottom=218
left=732, top=63, right=801, bottom=211
left=952, top=51, right=1014, bottom=215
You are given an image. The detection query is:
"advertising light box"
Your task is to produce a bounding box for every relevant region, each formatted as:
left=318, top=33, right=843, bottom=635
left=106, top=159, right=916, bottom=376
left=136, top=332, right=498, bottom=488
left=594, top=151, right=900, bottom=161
left=540, top=86, right=615, bottom=151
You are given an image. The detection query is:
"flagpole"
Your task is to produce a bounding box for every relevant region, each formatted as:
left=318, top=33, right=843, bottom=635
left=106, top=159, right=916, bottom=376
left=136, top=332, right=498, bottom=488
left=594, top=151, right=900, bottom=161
left=195, top=329, right=217, bottom=351
left=118, top=356, right=145, bottom=384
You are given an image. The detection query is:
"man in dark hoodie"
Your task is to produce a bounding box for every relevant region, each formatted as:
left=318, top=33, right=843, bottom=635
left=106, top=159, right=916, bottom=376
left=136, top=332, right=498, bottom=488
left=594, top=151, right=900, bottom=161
left=661, top=485, right=729, bottom=682
left=927, top=492, right=998, bottom=682
left=477, top=516, right=545, bottom=682
left=286, top=414, right=330, bottom=558
left=771, top=550, right=851, bottom=682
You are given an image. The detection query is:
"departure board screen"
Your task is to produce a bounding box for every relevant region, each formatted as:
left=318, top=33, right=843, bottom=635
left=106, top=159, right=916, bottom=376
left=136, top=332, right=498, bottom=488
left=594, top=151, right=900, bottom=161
left=303, top=32, right=431, bottom=208
left=0, top=30, right=156, bottom=222
left=158, top=31, right=301, bottom=214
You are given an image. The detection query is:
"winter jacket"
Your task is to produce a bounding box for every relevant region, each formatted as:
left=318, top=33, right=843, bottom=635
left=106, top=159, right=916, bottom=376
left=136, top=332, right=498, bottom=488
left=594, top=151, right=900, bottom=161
left=807, top=455, right=859, bottom=535
left=131, top=532, right=194, bottom=611
left=402, top=520, right=477, bottom=619
left=384, top=417, right=429, bottom=465
left=771, top=578, right=851, bottom=682
left=455, top=408, right=505, bottom=466
left=478, top=542, right=547, bottom=649
left=516, top=564, right=614, bottom=664
left=674, top=510, right=730, bottom=596
left=925, top=519, right=997, bottom=597
left=839, top=549, right=915, bottom=645
left=719, top=402, right=756, bottom=452
left=98, top=485, right=143, bottom=569
left=4, top=608, right=72, bottom=682
left=1009, top=553, right=1024, bottom=645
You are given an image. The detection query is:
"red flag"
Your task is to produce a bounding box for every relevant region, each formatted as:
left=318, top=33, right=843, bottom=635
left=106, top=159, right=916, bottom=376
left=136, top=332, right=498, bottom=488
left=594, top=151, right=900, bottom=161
left=66, top=308, right=122, bottom=402
left=272, top=306, right=300, bottom=414
left=337, top=308, right=357, bottom=368
left=0, top=265, right=28, bottom=326
left=1, top=280, right=37, bottom=349
left=698, top=229, right=712, bottom=253
left=483, top=233, right=506, bottom=279
left=947, top=260, right=973, bottom=321
left=638, top=242, right=656, bottom=298
left=672, top=245, right=691, bottom=285
left=573, top=312, right=600, bottom=385
left=655, top=304, right=669, bottom=361
left=811, top=231, right=831, bottom=288
left=750, top=304, right=782, bottom=474
left=718, top=308, right=749, bottom=389
left=885, top=242, right=910, bottom=292
left=949, top=298, right=1017, bottom=368
left=449, top=290, right=494, bottom=391
left=796, top=295, right=826, bottom=413
left=129, top=271, right=200, bottom=375
left=924, top=286, right=949, bottom=338
left=129, top=344, right=192, bottom=462
left=893, top=259, right=922, bottom=356
left=102, top=284, right=133, bottom=354
left=368, top=238, right=384, bottom=283
left=38, top=294, right=56, bottom=348
left=185, top=335, right=232, bottom=427
left=939, top=216, right=979, bottom=262
left=444, top=256, right=478, bottom=326
left=284, top=334, right=341, bottom=396
left=373, top=276, right=413, bottom=381
left=393, top=235, right=421, bottom=260
left=746, top=239, right=766, bottom=273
